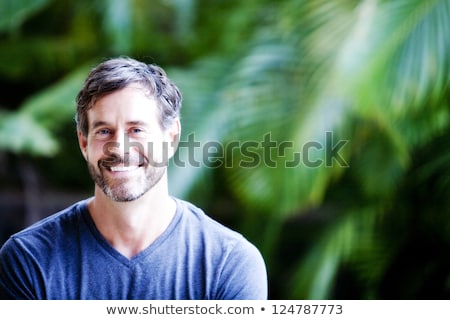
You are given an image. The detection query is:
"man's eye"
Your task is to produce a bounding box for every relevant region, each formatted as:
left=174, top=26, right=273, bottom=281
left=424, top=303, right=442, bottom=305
left=96, top=129, right=112, bottom=136
left=130, top=128, right=144, bottom=134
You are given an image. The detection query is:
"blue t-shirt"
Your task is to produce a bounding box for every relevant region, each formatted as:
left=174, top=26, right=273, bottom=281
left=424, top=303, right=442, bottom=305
left=0, top=198, right=267, bottom=300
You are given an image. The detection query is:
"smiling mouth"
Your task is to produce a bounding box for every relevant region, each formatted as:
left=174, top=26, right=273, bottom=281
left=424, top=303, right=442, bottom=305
left=109, top=165, right=140, bottom=172
left=99, top=154, right=146, bottom=172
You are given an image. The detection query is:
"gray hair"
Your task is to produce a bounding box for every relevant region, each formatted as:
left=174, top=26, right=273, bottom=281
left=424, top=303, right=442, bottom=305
left=75, top=56, right=182, bottom=136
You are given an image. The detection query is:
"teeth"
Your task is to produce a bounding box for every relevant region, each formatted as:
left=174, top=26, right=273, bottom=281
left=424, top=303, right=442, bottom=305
left=110, top=166, right=139, bottom=172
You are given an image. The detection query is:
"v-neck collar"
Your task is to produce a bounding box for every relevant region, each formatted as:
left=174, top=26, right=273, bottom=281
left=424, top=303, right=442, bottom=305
left=79, top=197, right=183, bottom=267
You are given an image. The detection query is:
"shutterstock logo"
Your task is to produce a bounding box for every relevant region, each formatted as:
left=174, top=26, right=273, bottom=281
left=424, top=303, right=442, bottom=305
left=102, top=131, right=349, bottom=169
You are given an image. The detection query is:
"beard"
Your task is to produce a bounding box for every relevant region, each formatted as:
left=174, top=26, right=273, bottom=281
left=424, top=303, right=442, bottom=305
left=86, top=153, right=166, bottom=202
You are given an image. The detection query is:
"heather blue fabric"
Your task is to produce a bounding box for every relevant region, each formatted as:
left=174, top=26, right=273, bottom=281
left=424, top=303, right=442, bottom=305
left=0, top=198, right=267, bottom=300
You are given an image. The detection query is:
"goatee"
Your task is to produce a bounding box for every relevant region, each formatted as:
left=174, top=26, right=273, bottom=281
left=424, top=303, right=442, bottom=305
left=86, top=153, right=166, bottom=202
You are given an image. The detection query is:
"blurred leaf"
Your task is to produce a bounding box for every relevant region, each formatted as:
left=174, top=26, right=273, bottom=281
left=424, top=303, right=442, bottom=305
left=168, top=56, right=235, bottom=198
left=0, top=0, right=50, bottom=32
left=219, top=31, right=351, bottom=216
left=102, top=0, right=133, bottom=53
left=0, top=37, right=89, bottom=81
left=21, top=64, right=90, bottom=130
left=355, top=0, right=450, bottom=115
left=0, top=64, right=91, bottom=156
left=169, top=0, right=196, bottom=44
left=0, top=111, right=58, bottom=156
left=289, top=206, right=381, bottom=299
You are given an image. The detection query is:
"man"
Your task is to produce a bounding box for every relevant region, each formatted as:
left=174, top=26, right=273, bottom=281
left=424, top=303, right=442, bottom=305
left=0, top=57, right=268, bottom=299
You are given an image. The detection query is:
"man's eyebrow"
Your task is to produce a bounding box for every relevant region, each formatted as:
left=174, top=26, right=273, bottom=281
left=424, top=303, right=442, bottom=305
left=91, top=120, right=110, bottom=130
left=127, top=120, right=149, bottom=126
left=91, top=120, right=150, bottom=129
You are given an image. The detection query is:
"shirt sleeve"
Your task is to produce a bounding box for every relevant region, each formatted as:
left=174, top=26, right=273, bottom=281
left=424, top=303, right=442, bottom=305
left=0, top=237, right=40, bottom=300
left=214, top=238, right=268, bottom=300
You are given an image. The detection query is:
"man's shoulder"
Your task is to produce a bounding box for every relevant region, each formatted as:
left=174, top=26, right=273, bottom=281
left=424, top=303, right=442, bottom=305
left=172, top=198, right=268, bottom=299
left=175, top=198, right=239, bottom=234
left=3, top=199, right=89, bottom=250
left=173, top=197, right=255, bottom=250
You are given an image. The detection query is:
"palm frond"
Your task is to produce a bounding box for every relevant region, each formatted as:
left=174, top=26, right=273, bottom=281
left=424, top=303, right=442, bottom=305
left=0, top=0, right=50, bottom=32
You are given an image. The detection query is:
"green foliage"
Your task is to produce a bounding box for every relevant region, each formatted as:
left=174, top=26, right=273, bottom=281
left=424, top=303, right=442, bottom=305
left=0, top=65, right=90, bottom=156
left=0, top=0, right=50, bottom=32
left=168, top=0, right=450, bottom=299
left=0, top=110, right=58, bottom=156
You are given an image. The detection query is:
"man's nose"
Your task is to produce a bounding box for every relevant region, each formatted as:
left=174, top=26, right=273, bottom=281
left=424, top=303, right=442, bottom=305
left=109, top=130, right=127, bottom=158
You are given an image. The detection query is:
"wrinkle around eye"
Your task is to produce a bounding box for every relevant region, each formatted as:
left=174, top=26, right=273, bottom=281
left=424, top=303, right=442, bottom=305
left=130, top=127, right=144, bottom=134
left=93, top=128, right=114, bottom=139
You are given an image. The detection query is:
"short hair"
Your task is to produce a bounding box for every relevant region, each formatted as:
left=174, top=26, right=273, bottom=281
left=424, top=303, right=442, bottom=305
left=75, top=56, right=182, bottom=136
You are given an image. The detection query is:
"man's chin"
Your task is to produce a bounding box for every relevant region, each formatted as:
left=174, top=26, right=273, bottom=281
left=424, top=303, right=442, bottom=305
left=101, top=185, right=149, bottom=202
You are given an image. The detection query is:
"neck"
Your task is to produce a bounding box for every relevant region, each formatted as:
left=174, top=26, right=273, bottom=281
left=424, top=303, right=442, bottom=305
left=87, top=174, right=176, bottom=259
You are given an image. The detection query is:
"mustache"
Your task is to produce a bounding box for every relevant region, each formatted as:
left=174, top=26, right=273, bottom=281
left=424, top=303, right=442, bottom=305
left=98, top=153, right=147, bottom=168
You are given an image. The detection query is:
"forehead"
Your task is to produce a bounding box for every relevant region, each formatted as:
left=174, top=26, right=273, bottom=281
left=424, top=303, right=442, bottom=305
left=88, top=85, right=161, bottom=126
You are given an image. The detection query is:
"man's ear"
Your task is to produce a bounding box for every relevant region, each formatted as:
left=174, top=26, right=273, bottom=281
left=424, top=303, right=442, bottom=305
left=165, top=118, right=181, bottom=159
left=78, top=130, right=88, bottom=160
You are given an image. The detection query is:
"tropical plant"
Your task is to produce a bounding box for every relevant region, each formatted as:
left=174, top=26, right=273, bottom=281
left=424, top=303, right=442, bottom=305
left=168, top=0, right=450, bottom=299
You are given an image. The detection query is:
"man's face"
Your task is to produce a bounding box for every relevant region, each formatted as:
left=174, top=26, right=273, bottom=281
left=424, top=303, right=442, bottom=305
left=78, top=84, right=179, bottom=202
